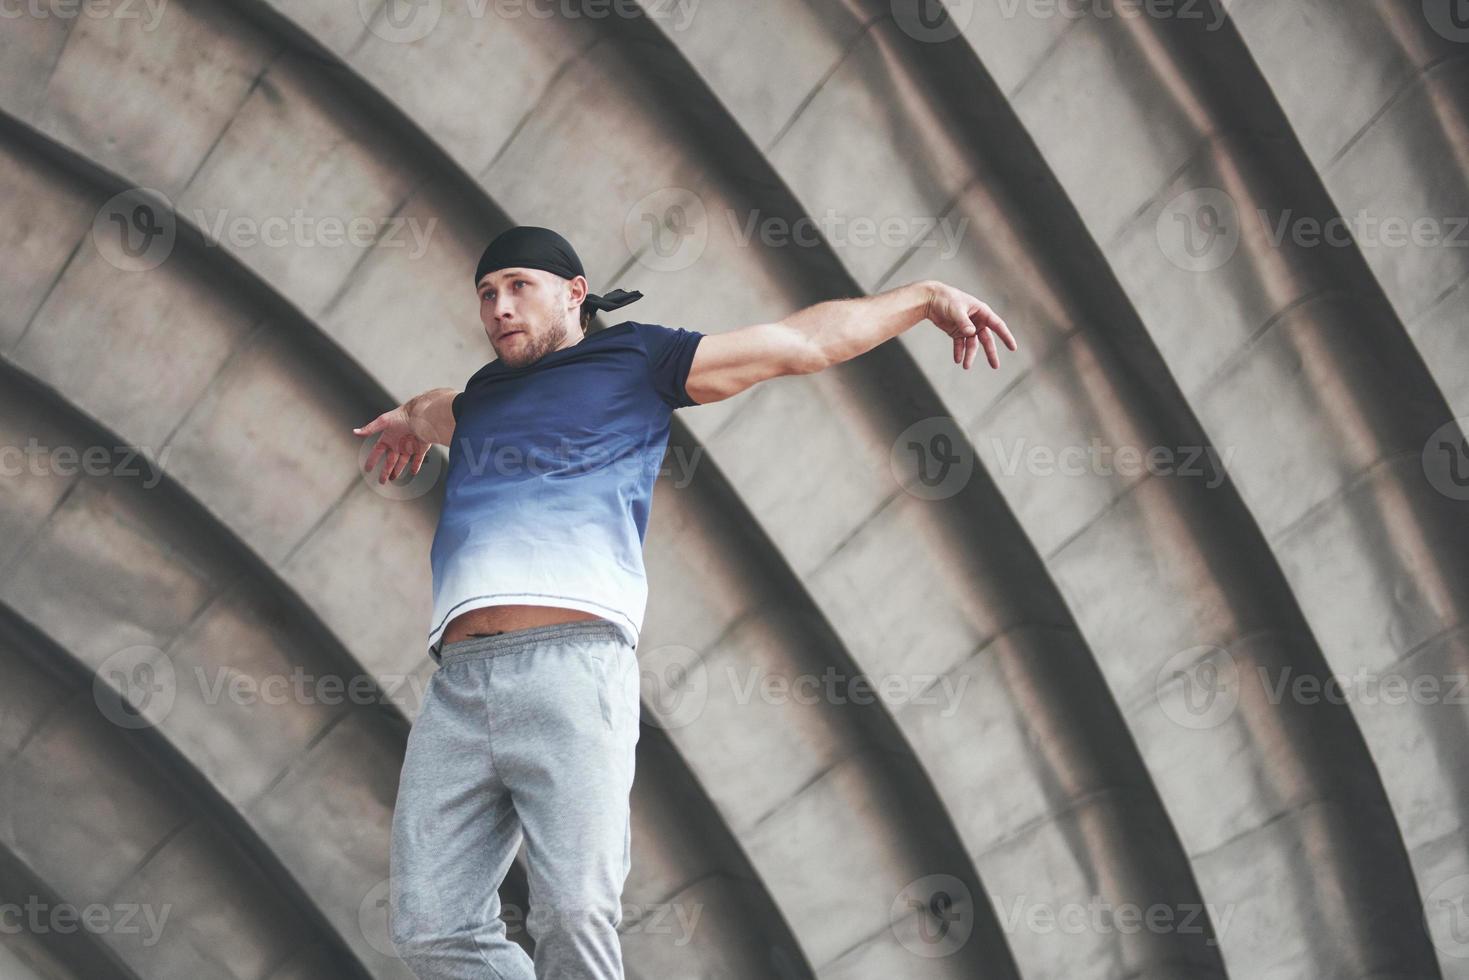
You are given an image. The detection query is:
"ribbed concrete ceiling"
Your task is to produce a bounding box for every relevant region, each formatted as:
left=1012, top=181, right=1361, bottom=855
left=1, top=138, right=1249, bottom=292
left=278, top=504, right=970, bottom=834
left=3, top=1, right=1466, bottom=978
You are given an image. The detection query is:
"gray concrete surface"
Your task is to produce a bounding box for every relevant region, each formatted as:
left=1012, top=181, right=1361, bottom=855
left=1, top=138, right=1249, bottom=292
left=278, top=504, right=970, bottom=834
left=2, top=0, right=1466, bottom=978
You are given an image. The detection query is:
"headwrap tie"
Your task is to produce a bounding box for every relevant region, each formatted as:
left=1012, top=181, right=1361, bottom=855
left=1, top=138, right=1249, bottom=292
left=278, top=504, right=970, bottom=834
left=474, top=226, right=642, bottom=315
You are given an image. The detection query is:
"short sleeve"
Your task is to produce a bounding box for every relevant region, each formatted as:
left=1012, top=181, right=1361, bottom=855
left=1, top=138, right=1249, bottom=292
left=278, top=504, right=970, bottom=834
left=632, top=322, right=705, bottom=409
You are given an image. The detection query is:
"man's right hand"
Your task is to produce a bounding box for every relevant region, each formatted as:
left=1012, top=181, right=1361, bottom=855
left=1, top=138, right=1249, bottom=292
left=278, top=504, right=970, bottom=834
left=353, top=401, right=436, bottom=484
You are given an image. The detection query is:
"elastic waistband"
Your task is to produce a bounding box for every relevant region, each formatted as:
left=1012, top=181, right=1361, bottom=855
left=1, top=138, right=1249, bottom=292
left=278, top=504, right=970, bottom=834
left=434, top=617, right=627, bottom=666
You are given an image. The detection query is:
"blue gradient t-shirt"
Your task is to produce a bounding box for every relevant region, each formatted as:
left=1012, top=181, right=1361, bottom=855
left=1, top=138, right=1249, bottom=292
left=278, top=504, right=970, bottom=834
left=427, top=320, right=704, bottom=659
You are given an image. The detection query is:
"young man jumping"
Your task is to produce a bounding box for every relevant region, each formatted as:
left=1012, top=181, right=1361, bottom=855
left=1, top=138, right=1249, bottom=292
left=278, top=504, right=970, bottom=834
left=352, top=225, right=1014, bottom=979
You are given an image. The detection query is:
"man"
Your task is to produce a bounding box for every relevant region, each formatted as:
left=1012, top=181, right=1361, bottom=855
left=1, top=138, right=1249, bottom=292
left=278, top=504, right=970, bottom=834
left=352, top=226, right=1013, bottom=979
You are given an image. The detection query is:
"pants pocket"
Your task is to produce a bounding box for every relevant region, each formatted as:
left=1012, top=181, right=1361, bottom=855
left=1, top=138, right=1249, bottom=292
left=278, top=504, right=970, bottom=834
left=590, top=654, right=612, bottom=729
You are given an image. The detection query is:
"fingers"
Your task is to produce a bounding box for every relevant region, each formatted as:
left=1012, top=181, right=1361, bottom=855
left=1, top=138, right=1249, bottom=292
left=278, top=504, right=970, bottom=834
left=956, top=300, right=1014, bottom=371
left=352, top=415, right=386, bottom=437
left=363, top=439, right=386, bottom=475
left=975, top=301, right=1016, bottom=352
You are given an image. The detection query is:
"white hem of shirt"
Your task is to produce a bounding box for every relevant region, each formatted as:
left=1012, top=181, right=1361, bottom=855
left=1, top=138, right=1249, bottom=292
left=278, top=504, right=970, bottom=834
left=427, top=593, right=639, bottom=657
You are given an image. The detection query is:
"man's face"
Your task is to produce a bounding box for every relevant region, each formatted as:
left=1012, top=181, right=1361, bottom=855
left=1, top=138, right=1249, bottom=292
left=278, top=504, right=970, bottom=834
left=476, top=266, right=585, bottom=369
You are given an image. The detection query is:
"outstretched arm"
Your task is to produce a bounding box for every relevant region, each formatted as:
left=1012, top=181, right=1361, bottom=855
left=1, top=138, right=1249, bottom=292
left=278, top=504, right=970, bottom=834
left=683, top=280, right=1015, bottom=405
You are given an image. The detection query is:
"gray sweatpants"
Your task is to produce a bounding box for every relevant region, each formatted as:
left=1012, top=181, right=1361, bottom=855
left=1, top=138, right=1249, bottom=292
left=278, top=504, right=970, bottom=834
left=389, top=618, right=641, bottom=979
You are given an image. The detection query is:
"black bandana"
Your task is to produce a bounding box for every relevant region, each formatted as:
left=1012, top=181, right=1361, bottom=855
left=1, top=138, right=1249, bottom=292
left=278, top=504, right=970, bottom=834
left=473, top=226, right=643, bottom=316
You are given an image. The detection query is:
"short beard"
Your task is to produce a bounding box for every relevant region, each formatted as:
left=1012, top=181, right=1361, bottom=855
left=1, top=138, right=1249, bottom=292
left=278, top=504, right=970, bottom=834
left=505, top=305, right=571, bottom=369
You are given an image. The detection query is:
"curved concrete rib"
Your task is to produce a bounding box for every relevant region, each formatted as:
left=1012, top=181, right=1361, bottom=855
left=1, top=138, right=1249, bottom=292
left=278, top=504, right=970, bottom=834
left=950, top=2, right=1469, bottom=973
left=232, top=0, right=1034, bottom=975
left=0, top=611, right=362, bottom=979
left=1228, top=0, right=1469, bottom=418
left=0, top=117, right=803, bottom=978
left=0, top=844, right=140, bottom=980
